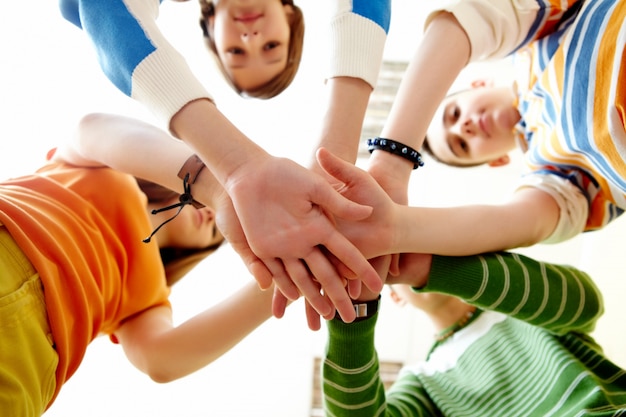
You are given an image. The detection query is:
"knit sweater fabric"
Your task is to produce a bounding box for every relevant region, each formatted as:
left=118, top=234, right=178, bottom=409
left=323, top=252, right=626, bottom=416
left=59, top=0, right=390, bottom=123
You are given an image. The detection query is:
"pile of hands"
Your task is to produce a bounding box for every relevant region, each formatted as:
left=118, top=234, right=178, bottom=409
left=214, top=147, right=431, bottom=330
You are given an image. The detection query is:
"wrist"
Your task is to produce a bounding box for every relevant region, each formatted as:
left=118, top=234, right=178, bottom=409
left=367, top=137, right=424, bottom=170
left=334, top=295, right=381, bottom=323
left=367, top=152, right=412, bottom=205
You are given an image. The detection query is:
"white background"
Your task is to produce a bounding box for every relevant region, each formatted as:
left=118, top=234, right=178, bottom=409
left=2, top=1, right=625, bottom=416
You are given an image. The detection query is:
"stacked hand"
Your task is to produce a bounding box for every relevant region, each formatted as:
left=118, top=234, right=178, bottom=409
left=217, top=153, right=384, bottom=328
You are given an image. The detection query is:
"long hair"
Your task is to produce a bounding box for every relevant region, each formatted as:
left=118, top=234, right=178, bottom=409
left=135, top=177, right=223, bottom=286
left=198, top=0, right=304, bottom=99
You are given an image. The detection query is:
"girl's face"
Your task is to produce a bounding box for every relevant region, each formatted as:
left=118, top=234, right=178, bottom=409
left=426, top=85, right=521, bottom=166
left=153, top=204, right=223, bottom=250
left=208, top=0, right=293, bottom=91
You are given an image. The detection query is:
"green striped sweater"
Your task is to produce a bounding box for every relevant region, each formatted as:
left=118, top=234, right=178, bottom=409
left=323, top=252, right=626, bottom=416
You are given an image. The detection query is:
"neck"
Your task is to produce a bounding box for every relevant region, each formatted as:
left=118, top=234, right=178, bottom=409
left=424, top=297, right=476, bottom=333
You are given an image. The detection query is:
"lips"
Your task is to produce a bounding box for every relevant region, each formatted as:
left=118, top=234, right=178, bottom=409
left=235, top=13, right=262, bottom=23
left=479, top=114, right=490, bottom=137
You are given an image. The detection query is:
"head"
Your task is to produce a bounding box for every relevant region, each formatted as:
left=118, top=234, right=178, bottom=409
left=423, top=80, right=521, bottom=168
left=199, top=0, right=304, bottom=99
left=136, top=178, right=224, bottom=286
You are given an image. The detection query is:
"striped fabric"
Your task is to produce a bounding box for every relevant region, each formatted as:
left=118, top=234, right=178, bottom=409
left=323, top=252, right=626, bottom=416
left=516, top=0, right=626, bottom=231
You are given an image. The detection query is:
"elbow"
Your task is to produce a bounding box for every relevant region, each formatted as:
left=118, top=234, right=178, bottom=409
left=148, top=370, right=178, bottom=384
left=145, top=363, right=184, bottom=384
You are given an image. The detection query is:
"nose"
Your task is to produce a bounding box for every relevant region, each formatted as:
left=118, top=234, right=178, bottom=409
left=241, top=31, right=259, bottom=43
left=453, top=118, right=477, bottom=138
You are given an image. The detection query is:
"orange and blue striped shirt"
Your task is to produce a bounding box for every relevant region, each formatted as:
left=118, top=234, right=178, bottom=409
left=515, top=0, right=626, bottom=231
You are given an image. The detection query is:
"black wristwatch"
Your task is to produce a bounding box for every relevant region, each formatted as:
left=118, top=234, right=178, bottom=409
left=334, top=296, right=381, bottom=323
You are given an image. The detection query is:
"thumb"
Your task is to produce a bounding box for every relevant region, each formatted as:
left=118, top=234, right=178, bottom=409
left=314, top=147, right=372, bottom=220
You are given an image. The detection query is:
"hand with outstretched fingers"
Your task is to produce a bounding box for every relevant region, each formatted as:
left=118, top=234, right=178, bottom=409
left=225, top=154, right=382, bottom=323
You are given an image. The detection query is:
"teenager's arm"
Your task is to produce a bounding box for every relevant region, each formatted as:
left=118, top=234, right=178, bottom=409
left=323, top=314, right=439, bottom=416
left=317, top=147, right=561, bottom=258
left=390, top=252, right=603, bottom=334
left=114, top=281, right=274, bottom=382
left=56, top=113, right=381, bottom=324
left=368, top=0, right=578, bottom=194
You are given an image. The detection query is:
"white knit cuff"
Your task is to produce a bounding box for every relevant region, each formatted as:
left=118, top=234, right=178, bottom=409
left=131, top=45, right=213, bottom=128
left=328, top=13, right=387, bottom=89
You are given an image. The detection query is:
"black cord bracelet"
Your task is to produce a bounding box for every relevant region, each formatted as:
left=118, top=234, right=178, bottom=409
left=367, top=137, right=424, bottom=170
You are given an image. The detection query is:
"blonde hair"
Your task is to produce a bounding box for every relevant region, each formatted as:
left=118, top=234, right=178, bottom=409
left=198, top=0, right=305, bottom=99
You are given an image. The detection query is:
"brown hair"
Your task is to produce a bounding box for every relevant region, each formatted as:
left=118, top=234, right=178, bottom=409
left=198, top=0, right=305, bottom=99
left=135, top=177, right=224, bottom=286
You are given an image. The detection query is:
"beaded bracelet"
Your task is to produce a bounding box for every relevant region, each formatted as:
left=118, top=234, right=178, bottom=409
left=366, top=137, right=424, bottom=170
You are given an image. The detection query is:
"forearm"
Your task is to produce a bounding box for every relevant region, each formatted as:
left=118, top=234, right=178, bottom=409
left=170, top=99, right=270, bottom=187
left=311, top=77, right=373, bottom=170
left=56, top=112, right=225, bottom=209
left=60, top=0, right=211, bottom=123
left=392, top=188, right=560, bottom=255
left=123, top=282, right=274, bottom=383
left=324, top=315, right=387, bottom=416
left=311, top=0, right=390, bottom=169
left=420, top=252, right=603, bottom=334
left=380, top=12, right=469, bottom=154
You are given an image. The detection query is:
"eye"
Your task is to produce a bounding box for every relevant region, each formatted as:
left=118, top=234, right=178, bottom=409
left=451, top=106, right=460, bottom=121
left=263, top=41, right=280, bottom=51
left=227, top=47, right=245, bottom=55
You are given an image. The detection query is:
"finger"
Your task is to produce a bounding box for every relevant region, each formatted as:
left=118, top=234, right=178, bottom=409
left=319, top=247, right=358, bottom=280
left=321, top=232, right=383, bottom=294
left=283, top=258, right=332, bottom=318
left=311, top=151, right=373, bottom=222
left=264, top=258, right=300, bottom=301
left=272, top=286, right=289, bottom=319
left=248, top=258, right=274, bottom=290
left=389, top=253, right=401, bottom=276
left=229, top=239, right=274, bottom=289
left=347, top=278, right=361, bottom=299
left=305, top=300, right=322, bottom=331
left=316, top=147, right=371, bottom=213
left=303, top=249, right=356, bottom=323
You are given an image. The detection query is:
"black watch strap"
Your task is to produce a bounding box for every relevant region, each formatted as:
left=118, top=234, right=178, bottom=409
left=335, top=295, right=381, bottom=323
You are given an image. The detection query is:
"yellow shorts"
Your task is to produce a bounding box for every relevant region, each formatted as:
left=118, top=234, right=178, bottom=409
left=0, top=224, right=58, bottom=416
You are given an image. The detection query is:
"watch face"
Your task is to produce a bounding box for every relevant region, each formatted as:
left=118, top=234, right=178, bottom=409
left=354, top=303, right=370, bottom=318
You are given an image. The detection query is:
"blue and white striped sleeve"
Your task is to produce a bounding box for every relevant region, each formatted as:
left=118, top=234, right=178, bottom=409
left=328, top=0, right=391, bottom=88
left=59, top=0, right=211, bottom=125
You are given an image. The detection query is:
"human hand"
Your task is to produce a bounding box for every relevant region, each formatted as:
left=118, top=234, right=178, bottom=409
left=212, top=186, right=274, bottom=288
left=366, top=149, right=413, bottom=273
left=386, top=253, right=432, bottom=288
left=224, top=153, right=382, bottom=323
left=315, top=147, right=397, bottom=259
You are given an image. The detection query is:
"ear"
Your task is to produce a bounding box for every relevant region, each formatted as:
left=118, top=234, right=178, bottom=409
left=388, top=287, right=406, bottom=307
left=470, top=78, right=495, bottom=89
left=487, top=154, right=510, bottom=167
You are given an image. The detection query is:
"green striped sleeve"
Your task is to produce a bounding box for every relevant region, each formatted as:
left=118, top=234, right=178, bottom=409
left=323, top=314, right=387, bottom=416
left=323, top=314, right=438, bottom=416
left=420, top=252, right=603, bottom=334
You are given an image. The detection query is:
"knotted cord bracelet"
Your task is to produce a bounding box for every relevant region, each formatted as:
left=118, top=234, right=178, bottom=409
left=366, top=137, right=424, bottom=170
left=143, top=154, right=207, bottom=243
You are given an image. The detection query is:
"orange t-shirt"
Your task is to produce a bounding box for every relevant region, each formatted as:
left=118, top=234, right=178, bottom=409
left=0, top=161, right=171, bottom=407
